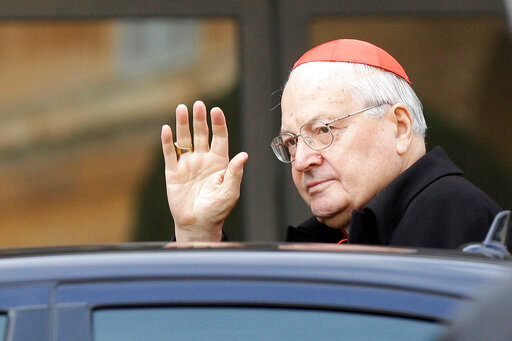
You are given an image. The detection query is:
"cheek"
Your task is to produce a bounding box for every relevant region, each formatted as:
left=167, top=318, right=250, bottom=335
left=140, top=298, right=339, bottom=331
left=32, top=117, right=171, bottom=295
left=328, top=128, right=388, bottom=183
left=326, top=133, right=368, bottom=173
left=342, top=128, right=399, bottom=190
left=347, top=123, right=391, bottom=158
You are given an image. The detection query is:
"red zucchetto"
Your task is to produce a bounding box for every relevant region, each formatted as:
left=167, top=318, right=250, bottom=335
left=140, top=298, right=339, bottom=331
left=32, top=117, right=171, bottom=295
left=293, top=39, right=411, bottom=84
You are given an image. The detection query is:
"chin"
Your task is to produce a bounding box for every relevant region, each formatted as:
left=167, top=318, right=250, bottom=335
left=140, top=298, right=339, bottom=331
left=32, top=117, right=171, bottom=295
left=311, top=194, right=349, bottom=214
left=310, top=202, right=333, bottom=218
left=311, top=201, right=351, bottom=229
left=311, top=208, right=339, bottom=225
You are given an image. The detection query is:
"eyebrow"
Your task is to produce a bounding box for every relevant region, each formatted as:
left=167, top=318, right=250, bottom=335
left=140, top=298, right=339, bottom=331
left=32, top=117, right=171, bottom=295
left=279, top=112, right=345, bottom=134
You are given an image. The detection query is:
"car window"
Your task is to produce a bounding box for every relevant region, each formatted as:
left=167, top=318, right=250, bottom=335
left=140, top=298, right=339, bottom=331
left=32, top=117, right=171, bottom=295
left=93, top=307, right=443, bottom=341
left=0, top=314, right=6, bottom=340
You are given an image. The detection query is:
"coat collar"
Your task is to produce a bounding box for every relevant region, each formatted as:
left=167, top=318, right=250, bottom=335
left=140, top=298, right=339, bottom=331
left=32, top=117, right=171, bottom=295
left=348, top=146, right=463, bottom=245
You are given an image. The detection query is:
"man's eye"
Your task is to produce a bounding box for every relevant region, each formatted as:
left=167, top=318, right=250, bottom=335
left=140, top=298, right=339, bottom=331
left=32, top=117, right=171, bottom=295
left=284, top=138, right=297, bottom=147
left=315, top=126, right=330, bottom=135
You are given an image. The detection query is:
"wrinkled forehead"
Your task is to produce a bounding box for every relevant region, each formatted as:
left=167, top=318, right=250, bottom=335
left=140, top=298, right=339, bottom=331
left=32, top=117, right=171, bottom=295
left=285, top=62, right=355, bottom=91
left=281, top=63, right=358, bottom=130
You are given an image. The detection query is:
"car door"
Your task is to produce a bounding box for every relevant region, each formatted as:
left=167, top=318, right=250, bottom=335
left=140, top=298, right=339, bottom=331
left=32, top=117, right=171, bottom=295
left=54, top=277, right=454, bottom=341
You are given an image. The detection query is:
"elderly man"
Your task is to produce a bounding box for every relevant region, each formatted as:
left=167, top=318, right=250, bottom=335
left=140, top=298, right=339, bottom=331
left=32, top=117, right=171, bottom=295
left=161, top=39, right=500, bottom=248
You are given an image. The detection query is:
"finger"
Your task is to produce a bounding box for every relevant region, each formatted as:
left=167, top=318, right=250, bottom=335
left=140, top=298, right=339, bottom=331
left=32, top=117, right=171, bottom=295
left=192, top=101, right=209, bottom=153
left=175, top=104, right=192, bottom=149
left=222, top=152, right=248, bottom=194
left=210, top=107, right=229, bottom=157
left=161, top=124, right=177, bottom=170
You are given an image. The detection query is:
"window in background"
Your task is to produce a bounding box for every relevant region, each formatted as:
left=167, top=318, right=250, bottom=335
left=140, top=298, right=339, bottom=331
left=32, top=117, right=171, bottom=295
left=0, top=19, right=240, bottom=247
left=311, top=16, right=512, bottom=209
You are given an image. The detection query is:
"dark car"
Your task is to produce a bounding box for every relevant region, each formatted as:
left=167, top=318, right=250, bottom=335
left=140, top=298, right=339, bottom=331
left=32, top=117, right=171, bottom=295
left=1, top=237, right=512, bottom=341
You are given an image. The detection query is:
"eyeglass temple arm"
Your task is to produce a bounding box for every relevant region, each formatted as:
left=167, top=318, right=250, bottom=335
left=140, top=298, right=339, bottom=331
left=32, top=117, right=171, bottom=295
left=327, top=103, right=387, bottom=125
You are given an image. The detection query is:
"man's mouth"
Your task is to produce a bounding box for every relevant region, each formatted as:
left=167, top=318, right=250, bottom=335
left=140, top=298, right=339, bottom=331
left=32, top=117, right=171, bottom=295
left=306, top=179, right=333, bottom=194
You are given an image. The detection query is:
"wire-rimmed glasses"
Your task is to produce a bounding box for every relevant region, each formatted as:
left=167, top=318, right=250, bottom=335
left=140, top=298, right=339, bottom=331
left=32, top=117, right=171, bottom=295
left=270, top=104, right=385, bottom=163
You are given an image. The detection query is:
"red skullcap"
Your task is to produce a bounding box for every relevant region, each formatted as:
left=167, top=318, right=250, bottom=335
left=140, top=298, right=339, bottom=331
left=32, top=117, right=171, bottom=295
left=293, top=39, right=411, bottom=84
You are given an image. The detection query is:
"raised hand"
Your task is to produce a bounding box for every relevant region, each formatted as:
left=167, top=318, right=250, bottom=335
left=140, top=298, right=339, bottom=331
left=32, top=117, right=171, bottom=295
left=161, top=101, right=248, bottom=242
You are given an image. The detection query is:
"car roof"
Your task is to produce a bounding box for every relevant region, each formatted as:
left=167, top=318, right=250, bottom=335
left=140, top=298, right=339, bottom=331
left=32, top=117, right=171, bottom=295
left=0, top=242, right=511, bottom=299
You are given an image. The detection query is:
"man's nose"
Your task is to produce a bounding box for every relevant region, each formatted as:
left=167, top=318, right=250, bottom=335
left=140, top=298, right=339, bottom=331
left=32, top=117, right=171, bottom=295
left=292, top=138, right=322, bottom=171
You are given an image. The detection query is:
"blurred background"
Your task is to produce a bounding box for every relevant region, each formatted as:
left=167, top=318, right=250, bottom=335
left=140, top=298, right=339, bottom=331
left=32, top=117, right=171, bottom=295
left=0, top=0, right=510, bottom=247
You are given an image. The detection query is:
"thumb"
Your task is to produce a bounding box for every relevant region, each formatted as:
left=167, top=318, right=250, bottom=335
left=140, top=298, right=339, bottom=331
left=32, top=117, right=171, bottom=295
left=223, top=152, right=248, bottom=191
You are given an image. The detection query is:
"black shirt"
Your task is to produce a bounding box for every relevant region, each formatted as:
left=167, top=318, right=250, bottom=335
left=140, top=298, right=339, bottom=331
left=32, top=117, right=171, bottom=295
left=286, top=147, right=501, bottom=249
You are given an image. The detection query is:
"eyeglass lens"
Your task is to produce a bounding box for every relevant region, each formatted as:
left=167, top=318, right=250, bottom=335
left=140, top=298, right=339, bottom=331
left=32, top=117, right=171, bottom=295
left=271, top=120, right=333, bottom=163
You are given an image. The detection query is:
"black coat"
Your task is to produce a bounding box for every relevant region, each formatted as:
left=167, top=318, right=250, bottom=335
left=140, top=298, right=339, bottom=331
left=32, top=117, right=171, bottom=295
left=286, top=147, right=502, bottom=249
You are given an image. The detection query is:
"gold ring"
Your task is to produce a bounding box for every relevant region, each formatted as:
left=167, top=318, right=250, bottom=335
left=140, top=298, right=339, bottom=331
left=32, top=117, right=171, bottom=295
left=174, top=142, right=194, bottom=156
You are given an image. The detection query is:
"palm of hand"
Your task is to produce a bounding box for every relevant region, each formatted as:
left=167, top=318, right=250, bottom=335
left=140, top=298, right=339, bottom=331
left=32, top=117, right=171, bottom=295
left=166, top=151, right=230, bottom=229
left=161, top=101, right=248, bottom=241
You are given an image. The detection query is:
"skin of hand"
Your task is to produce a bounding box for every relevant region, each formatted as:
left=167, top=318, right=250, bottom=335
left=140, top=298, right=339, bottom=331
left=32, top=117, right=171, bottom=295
left=161, top=100, right=248, bottom=242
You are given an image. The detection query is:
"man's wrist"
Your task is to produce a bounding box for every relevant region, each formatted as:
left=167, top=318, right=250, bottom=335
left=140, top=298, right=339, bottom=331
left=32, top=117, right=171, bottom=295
left=174, top=224, right=223, bottom=242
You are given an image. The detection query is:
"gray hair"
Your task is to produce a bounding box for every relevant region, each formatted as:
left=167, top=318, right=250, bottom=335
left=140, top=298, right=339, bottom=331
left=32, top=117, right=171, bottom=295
left=341, top=63, right=427, bottom=136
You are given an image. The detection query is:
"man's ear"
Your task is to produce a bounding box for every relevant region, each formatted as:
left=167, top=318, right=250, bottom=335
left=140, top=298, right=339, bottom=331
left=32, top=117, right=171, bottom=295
left=391, top=104, right=413, bottom=155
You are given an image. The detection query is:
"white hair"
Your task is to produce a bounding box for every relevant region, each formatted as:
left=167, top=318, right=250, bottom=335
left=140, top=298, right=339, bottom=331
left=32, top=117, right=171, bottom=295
left=339, top=63, right=427, bottom=136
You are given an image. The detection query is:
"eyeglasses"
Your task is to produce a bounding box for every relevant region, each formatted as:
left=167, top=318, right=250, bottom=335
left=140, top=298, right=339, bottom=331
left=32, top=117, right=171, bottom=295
left=270, top=104, right=385, bottom=163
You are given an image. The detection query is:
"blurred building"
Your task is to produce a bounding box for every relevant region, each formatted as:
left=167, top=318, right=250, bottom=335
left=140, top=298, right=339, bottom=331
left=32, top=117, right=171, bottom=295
left=0, top=18, right=238, bottom=246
